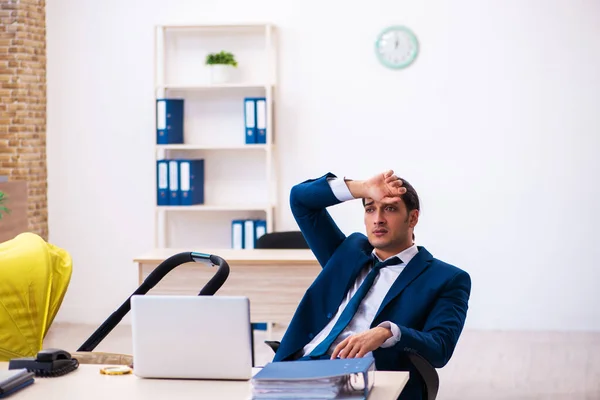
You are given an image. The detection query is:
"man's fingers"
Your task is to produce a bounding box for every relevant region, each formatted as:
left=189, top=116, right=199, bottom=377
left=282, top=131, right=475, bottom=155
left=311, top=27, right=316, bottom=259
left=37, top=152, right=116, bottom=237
left=390, top=184, right=407, bottom=194
left=331, top=344, right=342, bottom=359
left=347, top=345, right=361, bottom=359
left=339, top=343, right=355, bottom=359
left=356, top=348, right=370, bottom=358
left=384, top=174, right=399, bottom=183
left=331, top=338, right=349, bottom=359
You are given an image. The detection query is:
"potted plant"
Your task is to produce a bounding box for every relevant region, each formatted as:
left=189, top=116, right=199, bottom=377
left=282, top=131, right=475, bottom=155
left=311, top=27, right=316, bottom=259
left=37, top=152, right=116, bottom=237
left=0, top=191, right=9, bottom=220
left=205, top=50, right=238, bottom=84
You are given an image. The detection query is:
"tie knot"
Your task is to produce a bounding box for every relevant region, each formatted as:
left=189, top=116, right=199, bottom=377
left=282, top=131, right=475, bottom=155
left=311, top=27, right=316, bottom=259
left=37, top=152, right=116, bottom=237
left=373, top=256, right=402, bottom=270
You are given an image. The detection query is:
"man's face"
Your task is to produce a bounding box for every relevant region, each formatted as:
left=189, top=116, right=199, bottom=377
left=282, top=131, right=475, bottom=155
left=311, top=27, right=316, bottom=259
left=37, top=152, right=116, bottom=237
left=363, top=198, right=417, bottom=251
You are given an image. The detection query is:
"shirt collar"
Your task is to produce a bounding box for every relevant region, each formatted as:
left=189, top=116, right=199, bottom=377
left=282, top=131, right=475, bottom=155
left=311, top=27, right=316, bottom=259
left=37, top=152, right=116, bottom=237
left=372, top=243, right=419, bottom=265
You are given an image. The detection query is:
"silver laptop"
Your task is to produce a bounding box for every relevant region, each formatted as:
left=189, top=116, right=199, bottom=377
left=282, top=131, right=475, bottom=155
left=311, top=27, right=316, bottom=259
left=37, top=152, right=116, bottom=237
left=130, top=295, right=253, bottom=380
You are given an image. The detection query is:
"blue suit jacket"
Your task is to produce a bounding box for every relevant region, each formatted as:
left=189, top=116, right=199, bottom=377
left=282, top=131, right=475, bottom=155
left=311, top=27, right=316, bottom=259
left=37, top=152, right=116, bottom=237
left=273, top=173, right=471, bottom=399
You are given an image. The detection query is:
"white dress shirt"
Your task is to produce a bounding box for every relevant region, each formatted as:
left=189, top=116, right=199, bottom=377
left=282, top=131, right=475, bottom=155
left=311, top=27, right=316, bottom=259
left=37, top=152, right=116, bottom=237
left=300, top=177, right=419, bottom=357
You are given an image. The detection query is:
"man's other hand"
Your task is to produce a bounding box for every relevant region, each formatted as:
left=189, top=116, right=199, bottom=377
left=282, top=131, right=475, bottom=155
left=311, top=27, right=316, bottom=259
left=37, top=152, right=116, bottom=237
left=331, top=327, right=393, bottom=359
left=364, top=170, right=406, bottom=204
left=346, top=170, right=406, bottom=204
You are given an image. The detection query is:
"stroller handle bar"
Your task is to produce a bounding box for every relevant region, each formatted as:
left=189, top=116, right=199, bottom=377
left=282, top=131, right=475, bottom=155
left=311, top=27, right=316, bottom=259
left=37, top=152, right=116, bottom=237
left=77, top=251, right=230, bottom=352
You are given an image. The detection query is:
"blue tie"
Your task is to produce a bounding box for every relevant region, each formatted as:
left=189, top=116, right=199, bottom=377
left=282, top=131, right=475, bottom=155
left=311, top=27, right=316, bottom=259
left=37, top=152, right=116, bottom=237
left=308, top=255, right=402, bottom=358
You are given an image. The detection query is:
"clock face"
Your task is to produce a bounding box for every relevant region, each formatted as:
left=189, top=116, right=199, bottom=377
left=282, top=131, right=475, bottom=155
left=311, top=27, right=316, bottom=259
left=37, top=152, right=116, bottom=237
left=375, top=26, right=419, bottom=69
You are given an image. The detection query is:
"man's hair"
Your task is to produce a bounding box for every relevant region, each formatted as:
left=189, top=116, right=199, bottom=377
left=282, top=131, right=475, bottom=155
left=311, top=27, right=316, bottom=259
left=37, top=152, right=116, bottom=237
left=362, top=178, right=420, bottom=240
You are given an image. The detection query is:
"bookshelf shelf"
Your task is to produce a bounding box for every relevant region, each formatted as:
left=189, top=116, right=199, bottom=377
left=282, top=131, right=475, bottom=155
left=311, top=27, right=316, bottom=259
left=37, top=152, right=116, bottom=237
left=152, top=23, right=278, bottom=249
left=156, top=144, right=271, bottom=151
left=161, top=23, right=273, bottom=32
left=157, top=204, right=272, bottom=212
left=158, top=83, right=273, bottom=91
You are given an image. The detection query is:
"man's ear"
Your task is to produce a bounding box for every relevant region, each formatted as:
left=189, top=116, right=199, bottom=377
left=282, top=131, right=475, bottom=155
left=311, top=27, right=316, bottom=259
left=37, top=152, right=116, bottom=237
left=409, top=210, right=419, bottom=228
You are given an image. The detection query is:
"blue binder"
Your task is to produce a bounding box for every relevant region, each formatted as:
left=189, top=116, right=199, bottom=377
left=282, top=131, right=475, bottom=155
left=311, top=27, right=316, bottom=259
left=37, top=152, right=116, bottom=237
left=156, top=160, right=169, bottom=206
left=156, top=99, right=184, bottom=144
left=251, top=355, right=375, bottom=399
left=255, top=98, right=267, bottom=144
left=254, top=219, right=267, bottom=245
left=231, top=220, right=245, bottom=249
left=244, top=98, right=257, bottom=144
left=168, top=160, right=180, bottom=205
left=179, top=159, right=204, bottom=206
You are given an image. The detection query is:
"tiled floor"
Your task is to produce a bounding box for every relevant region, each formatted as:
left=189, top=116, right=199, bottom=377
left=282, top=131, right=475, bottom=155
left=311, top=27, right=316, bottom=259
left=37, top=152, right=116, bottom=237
left=44, top=323, right=600, bottom=399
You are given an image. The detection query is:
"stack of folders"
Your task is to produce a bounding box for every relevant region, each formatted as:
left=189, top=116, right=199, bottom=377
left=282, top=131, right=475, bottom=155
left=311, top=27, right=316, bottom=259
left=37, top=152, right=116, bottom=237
left=157, top=159, right=204, bottom=206
left=244, top=97, right=267, bottom=145
left=232, top=219, right=267, bottom=249
left=251, top=356, right=376, bottom=400
left=156, top=98, right=184, bottom=144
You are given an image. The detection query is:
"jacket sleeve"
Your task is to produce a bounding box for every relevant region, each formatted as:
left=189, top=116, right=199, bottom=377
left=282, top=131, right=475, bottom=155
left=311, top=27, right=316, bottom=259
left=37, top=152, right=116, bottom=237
left=390, top=270, right=471, bottom=368
left=289, top=172, right=347, bottom=268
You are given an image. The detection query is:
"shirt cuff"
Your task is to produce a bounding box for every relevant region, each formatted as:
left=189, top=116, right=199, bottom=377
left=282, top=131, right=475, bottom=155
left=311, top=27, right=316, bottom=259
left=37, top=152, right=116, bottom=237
left=378, top=321, right=401, bottom=348
left=326, top=176, right=355, bottom=202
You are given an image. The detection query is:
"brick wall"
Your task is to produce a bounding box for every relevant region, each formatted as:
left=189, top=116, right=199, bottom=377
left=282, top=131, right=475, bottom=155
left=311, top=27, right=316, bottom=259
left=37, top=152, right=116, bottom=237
left=0, top=0, right=47, bottom=240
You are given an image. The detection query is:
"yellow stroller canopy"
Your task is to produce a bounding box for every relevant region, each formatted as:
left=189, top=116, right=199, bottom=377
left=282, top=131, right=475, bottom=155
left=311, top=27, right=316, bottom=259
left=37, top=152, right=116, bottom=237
left=0, top=232, right=72, bottom=361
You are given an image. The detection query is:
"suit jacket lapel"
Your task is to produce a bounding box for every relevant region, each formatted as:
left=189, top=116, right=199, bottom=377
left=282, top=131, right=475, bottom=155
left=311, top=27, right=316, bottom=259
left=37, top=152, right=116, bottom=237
left=373, top=246, right=433, bottom=322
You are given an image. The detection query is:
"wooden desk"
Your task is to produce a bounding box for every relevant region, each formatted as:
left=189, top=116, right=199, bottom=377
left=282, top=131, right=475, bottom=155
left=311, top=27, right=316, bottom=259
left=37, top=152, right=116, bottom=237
left=0, top=363, right=409, bottom=400
left=134, top=249, right=321, bottom=325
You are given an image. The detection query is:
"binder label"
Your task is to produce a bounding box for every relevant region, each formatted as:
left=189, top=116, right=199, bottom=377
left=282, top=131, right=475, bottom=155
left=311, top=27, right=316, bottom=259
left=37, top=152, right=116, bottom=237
left=232, top=221, right=244, bottom=249
left=244, top=220, right=255, bottom=249
left=256, top=99, right=266, bottom=130
left=245, top=100, right=255, bottom=128
left=158, top=162, right=168, bottom=189
left=256, top=224, right=266, bottom=239
left=180, top=161, right=190, bottom=191
left=157, top=100, right=166, bottom=130
left=169, top=160, right=178, bottom=191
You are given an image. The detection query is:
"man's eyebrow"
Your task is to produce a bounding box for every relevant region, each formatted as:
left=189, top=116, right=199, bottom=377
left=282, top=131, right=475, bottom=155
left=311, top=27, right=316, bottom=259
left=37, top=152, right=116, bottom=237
left=364, top=200, right=374, bottom=207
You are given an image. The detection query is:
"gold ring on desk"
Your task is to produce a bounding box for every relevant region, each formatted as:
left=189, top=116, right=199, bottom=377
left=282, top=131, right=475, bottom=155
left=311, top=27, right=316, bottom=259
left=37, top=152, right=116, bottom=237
left=100, top=366, right=133, bottom=375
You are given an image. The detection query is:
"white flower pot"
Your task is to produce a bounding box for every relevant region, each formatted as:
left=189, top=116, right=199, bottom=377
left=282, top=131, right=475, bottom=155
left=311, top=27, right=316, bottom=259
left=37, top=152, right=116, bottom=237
left=210, top=64, right=234, bottom=84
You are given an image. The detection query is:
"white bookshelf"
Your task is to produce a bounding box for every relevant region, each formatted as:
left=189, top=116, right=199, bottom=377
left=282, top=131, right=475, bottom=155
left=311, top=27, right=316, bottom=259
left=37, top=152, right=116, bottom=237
left=153, top=23, right=278, bottom=249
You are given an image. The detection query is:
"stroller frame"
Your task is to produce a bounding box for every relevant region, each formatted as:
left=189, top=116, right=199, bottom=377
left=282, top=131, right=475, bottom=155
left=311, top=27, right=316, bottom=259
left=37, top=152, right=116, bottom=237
left=76, top=251, right=244, bottom=362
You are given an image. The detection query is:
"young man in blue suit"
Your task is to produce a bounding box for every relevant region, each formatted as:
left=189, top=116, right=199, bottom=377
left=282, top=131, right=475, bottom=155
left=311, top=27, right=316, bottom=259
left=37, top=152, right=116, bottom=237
left=273, top=170, right=471, bottom=399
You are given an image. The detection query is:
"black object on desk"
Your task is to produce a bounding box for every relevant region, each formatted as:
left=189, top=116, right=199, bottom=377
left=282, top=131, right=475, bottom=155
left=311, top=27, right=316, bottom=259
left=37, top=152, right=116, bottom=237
left=0, top=369, right=35, bottom=398
left=9, top=349, right=79, bottom=378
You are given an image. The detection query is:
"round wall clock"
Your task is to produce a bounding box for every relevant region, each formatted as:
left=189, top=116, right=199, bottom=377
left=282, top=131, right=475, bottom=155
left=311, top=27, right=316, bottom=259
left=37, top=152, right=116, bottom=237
left=375, top=25, right=419, bottom=69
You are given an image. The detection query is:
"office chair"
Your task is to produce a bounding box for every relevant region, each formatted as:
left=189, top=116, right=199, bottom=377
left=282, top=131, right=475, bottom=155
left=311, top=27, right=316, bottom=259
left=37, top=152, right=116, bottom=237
left=255, top=231, right=309, bottom=249
left=263, top=341, right=439, bottom=400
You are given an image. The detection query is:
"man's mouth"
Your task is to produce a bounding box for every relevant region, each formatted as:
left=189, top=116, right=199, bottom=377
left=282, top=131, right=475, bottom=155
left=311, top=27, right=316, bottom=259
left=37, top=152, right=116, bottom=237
left=373, top=229, right=388, bottom=237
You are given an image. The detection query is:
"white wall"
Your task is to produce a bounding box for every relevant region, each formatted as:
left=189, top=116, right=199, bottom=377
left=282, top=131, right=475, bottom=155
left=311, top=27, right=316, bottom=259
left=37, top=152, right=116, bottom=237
left=47, top=0, right=600, bottom=331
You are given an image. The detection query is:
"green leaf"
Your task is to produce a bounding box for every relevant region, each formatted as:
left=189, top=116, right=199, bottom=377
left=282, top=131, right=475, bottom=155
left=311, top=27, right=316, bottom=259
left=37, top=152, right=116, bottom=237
left=205, top=50, right=238, bottom=67
left=0, top=191, right=9, bottom=220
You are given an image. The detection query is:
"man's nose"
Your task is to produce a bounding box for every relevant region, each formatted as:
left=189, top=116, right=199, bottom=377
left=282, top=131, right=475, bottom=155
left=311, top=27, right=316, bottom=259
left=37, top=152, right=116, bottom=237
left=373, top=210, right=386, bottom=225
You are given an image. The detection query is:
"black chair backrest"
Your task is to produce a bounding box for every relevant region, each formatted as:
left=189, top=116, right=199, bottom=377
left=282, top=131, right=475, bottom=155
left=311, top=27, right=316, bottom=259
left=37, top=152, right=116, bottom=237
left=255, top=231, right=309, bottom=249
left=407, top=353, right=439, bottom=400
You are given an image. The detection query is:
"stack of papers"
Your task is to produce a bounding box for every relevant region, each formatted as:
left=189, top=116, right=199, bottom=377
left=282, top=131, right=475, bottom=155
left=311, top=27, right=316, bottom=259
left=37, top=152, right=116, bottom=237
left=251, top=356, right=376, bottom=400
